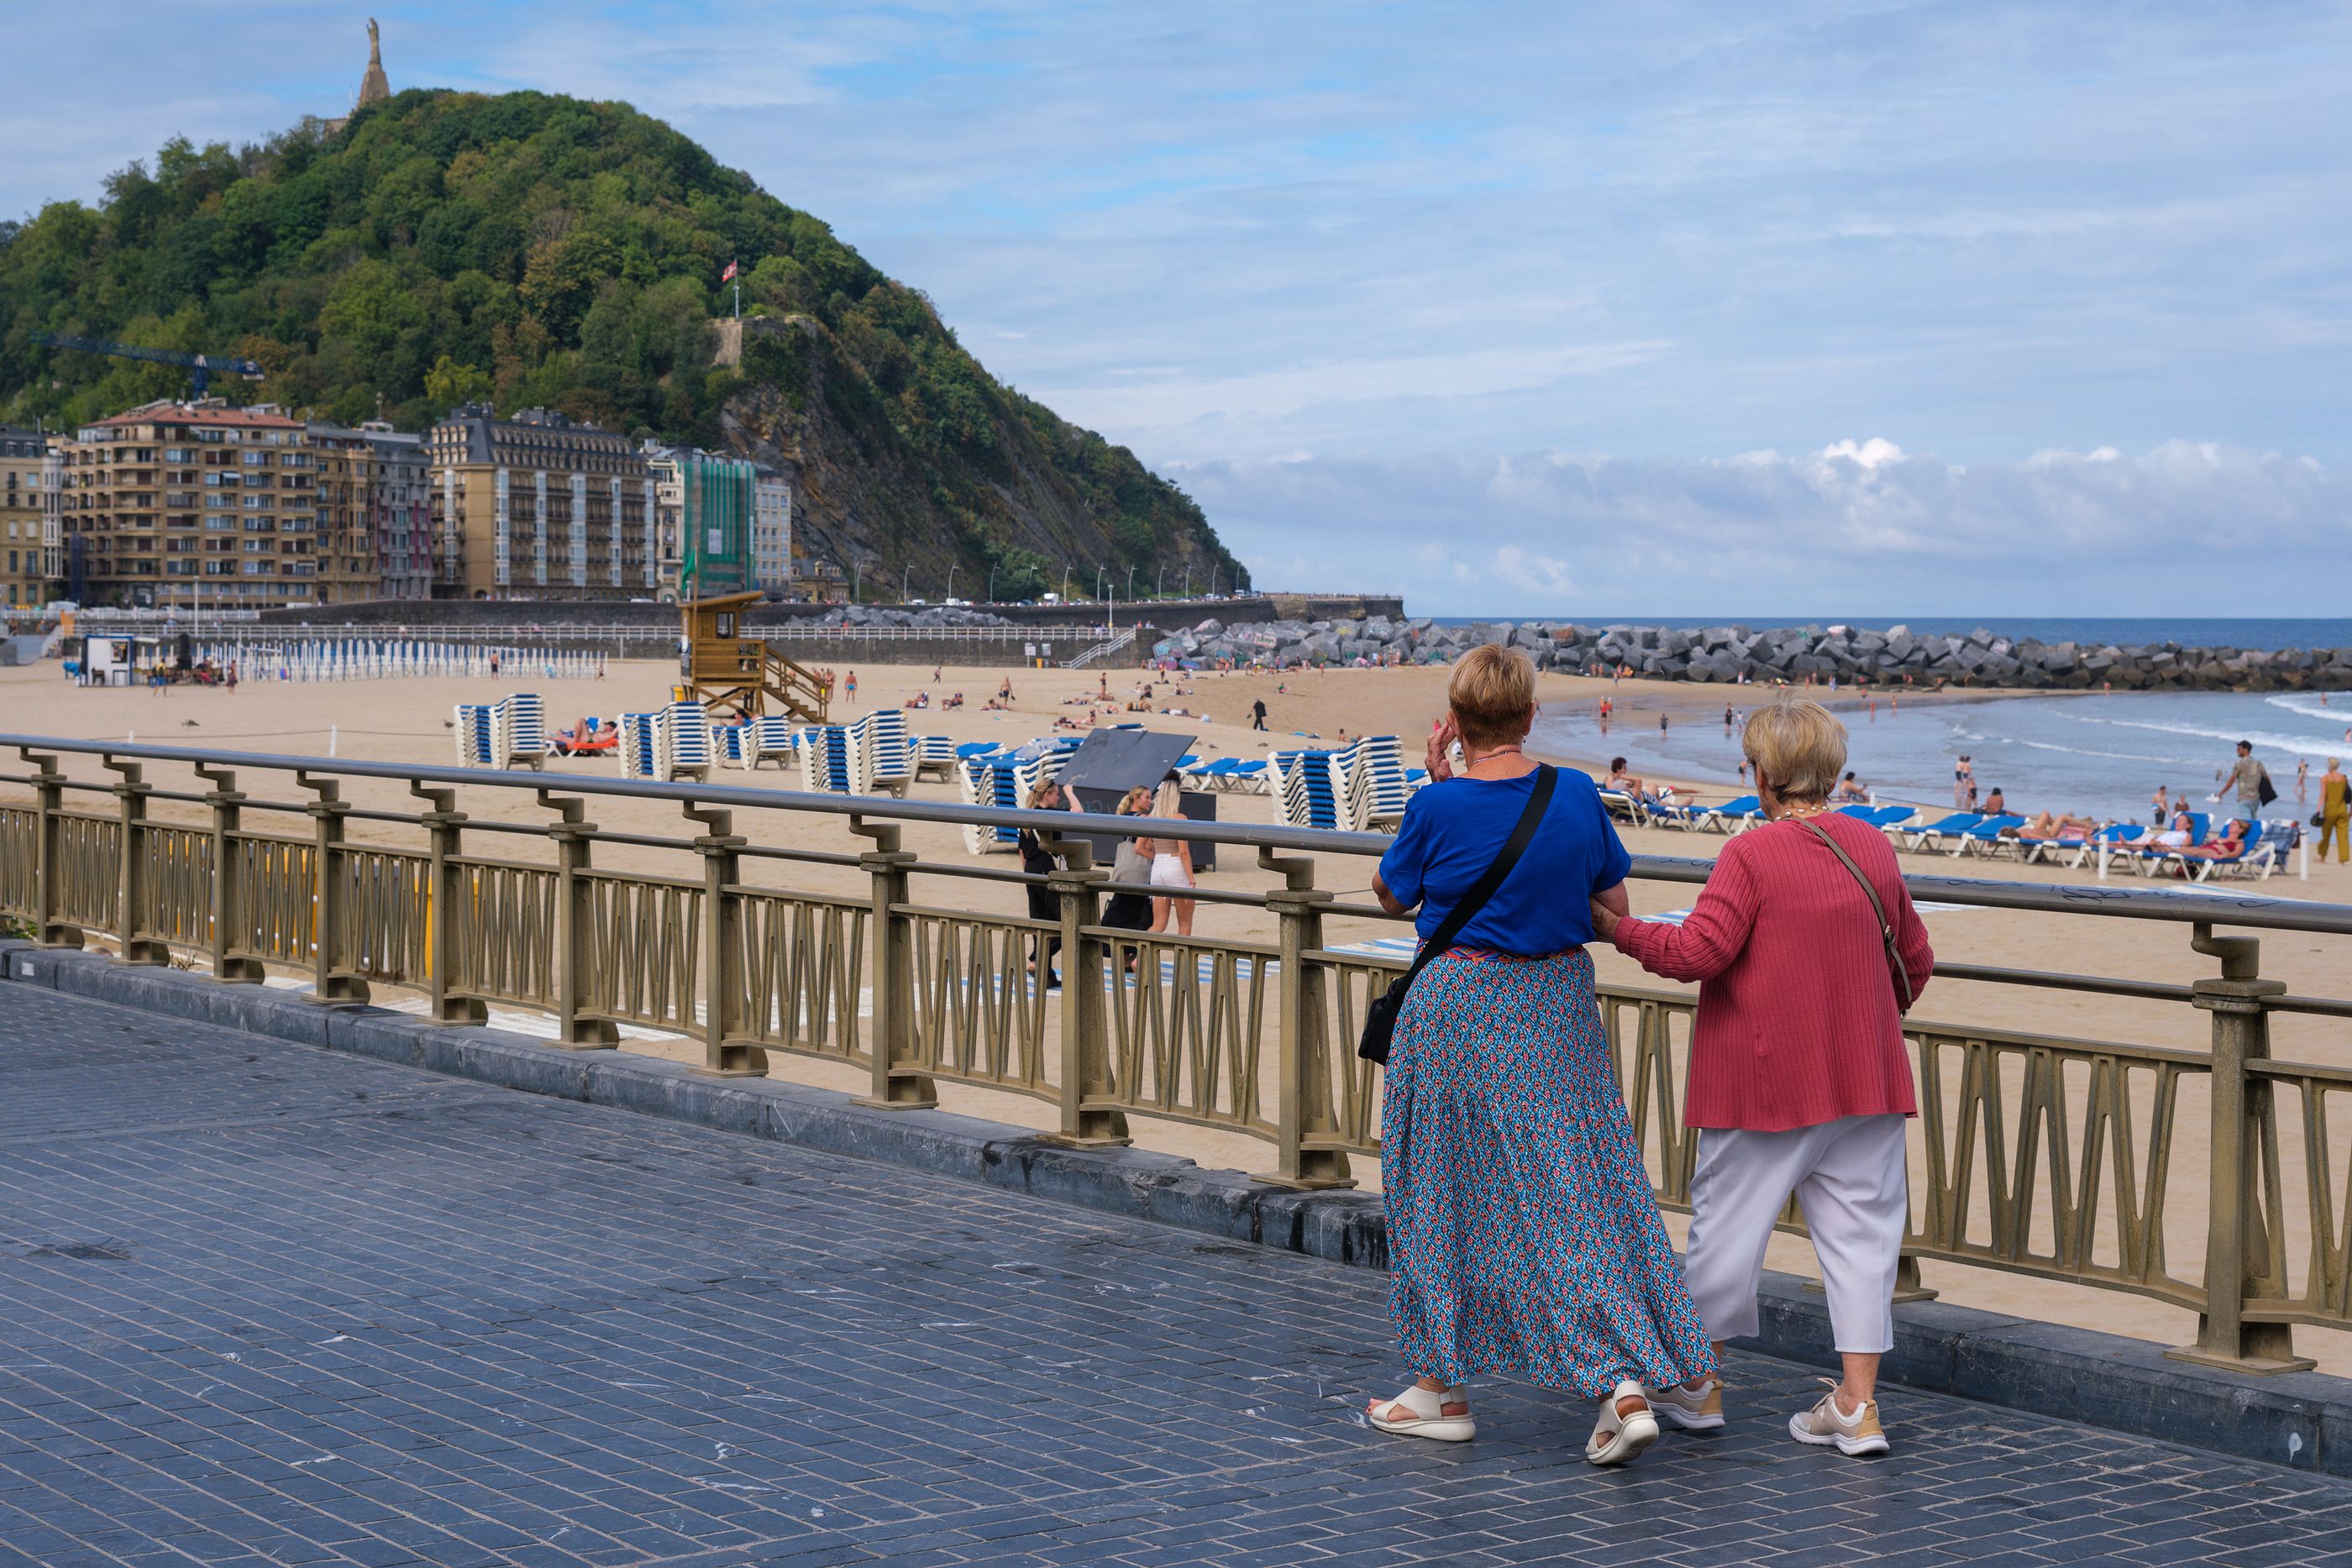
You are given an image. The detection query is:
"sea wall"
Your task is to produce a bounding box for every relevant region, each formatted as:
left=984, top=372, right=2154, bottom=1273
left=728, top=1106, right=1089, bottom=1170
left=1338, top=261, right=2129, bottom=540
left=1157, top=617, right=2352, bottom=691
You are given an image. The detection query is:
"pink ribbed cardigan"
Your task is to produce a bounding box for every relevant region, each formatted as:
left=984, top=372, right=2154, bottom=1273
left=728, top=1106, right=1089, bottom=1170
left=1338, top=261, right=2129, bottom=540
left=1611, top=812, right=1934, bottom=1132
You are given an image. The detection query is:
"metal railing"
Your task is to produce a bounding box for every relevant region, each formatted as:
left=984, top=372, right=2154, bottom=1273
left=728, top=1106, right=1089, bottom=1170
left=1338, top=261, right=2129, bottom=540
left=3, top=732, right=2349, bottom=1375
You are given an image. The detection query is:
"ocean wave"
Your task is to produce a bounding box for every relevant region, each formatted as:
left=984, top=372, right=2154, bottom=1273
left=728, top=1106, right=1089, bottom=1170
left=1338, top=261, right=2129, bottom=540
left=2050, top=711, right=2343, bottom=757
left=2265, top=693, right=2348, bottom=722
left=2004, top=737, right=2208, bottom=767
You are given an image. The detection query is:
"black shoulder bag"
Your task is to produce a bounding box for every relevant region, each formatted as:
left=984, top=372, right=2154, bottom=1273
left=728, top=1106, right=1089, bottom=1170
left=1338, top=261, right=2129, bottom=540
left=1358, top=765, right=1557, bottom=1064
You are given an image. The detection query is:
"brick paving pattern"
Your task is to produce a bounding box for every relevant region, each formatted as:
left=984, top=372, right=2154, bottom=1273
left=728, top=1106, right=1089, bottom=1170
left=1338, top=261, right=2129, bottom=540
left=3, top=986, right=2350, bottom=1566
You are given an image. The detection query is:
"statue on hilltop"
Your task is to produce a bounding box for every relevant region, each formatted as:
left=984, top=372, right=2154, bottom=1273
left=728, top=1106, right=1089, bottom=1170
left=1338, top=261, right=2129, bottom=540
left=357, top=17, right=391, bottom=108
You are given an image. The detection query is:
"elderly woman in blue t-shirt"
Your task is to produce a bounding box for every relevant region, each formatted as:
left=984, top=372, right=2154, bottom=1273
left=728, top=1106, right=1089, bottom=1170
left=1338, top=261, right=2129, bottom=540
left=1365, top=645, right=1715, bottom=1466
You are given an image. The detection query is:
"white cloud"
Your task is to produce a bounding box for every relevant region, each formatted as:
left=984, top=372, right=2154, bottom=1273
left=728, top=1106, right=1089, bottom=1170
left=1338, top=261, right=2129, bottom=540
left=1189, top=440, right=2348, bottom=615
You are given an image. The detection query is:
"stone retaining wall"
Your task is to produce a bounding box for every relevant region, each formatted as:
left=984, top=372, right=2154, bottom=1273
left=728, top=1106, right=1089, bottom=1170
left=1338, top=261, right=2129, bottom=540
left=1160, top=616, right=2352, bottom=690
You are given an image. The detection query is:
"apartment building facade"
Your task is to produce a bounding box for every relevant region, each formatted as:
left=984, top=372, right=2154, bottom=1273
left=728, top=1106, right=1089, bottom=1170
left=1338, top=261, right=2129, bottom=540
left=425, top=405, right=655, bottom=600
left=0, top=427, right=55, bottom=610
left=360, top=422, right=431, bottom=600
left=59, top=402, right=339, bottom=611
left=642, top=442, right=795, bottom=600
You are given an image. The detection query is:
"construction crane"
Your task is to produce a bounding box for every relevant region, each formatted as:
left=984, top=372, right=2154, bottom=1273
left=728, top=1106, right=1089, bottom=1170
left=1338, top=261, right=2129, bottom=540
left=31, top=332, right=265, bottom=397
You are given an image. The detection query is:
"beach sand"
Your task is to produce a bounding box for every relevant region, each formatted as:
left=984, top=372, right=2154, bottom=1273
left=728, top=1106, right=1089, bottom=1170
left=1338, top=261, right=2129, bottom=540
left=8, top=656, right=2350, bottom=1373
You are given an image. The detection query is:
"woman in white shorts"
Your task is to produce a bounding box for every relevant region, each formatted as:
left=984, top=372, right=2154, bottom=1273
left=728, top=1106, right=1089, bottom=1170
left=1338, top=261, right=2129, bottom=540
left=1138, top=779, right=1197, bottom=937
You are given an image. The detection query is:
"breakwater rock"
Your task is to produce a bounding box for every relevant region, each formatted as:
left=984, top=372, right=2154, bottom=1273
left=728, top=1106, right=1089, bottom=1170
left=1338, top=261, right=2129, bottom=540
left=1150, top=619, right=2352, bottom=691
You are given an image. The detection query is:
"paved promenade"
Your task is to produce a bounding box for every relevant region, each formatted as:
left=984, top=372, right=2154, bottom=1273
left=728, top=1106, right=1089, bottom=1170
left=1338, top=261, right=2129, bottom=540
left=5, top=988, right=2352, bottom=1567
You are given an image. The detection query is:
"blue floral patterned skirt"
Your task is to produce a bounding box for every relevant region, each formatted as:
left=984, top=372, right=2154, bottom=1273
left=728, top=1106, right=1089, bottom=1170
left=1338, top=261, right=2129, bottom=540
left=1383, top=947, right=1718, bottom=1395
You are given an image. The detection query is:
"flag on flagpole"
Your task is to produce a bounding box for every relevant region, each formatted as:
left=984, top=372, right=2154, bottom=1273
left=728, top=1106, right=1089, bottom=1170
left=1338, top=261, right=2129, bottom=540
left=721, top=260, right=738, bottom=282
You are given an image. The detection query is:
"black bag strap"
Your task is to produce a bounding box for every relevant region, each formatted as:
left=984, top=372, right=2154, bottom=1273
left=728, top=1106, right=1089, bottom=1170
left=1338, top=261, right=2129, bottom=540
left=1403, top=765, right=1557, bottom=983
left=1793, top=816, right=1914, bottom=1012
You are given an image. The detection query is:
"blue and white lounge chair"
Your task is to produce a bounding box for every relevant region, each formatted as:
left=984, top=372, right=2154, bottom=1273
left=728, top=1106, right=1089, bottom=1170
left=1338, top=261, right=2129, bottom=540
left=1698, top=795, right=1763, bottom=834
left=1902, top=812, right=1982, bottom=852
left=1950, top=815, right=2025, bottom=857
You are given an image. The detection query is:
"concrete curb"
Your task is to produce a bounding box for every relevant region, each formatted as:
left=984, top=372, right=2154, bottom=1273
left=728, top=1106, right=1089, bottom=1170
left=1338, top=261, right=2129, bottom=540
left=8, top=937, right=2349, bottom=1476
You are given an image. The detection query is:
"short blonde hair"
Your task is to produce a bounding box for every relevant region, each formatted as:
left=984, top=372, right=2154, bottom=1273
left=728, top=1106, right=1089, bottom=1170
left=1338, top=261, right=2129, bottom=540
left=1447, top=644, right=1537, bottom=748
left=1743, top=696, right=1846, bottom=801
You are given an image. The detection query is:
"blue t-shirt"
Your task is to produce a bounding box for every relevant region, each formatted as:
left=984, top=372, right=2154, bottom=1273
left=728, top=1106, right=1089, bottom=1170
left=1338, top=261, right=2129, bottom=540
left=1377, top=767, right=1631, bottom=955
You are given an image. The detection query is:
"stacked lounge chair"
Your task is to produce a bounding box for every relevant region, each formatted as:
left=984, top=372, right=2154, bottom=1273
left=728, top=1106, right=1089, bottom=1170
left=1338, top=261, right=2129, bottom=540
left=954, top=740, right=1080, bottom=854
left=735, top=716, right=801, bottom=771
left=451, top=695, right=549, bottom=770
left=791, top=712, right=917, bottom=797
left=915, top=734, right=958, bottom=782
left=617, top=711, right=664, bottom=779
left=1335, top=736, right=1411, bottom=829
left=493, top=695, right=550, bottom=770
left=616, top=704, right=712, bottom=782
left=454, top=703, right=495, bottom=768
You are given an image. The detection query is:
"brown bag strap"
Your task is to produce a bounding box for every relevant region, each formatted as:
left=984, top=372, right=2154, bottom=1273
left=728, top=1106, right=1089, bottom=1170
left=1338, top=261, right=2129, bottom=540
left=1793, top=817, right=1914, bottom=1012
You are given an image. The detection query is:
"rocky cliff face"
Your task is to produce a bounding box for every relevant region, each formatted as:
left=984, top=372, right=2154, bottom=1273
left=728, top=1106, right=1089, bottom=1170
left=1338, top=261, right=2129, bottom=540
left=718, top=315, right=1231, bottom=597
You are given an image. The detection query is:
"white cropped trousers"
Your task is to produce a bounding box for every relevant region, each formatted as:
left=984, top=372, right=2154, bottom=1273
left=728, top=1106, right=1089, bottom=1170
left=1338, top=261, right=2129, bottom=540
left=1684, top=1112, right=1908, bottom=1354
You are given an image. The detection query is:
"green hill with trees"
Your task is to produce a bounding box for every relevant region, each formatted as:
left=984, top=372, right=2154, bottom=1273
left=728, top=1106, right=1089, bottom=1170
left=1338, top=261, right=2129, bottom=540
left=0, top=89, right=1241, bottom=600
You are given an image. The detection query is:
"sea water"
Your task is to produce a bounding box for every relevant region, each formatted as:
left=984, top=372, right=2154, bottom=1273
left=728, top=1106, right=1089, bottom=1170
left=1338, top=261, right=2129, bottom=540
left=1535, top=690, right=2352, bottom=825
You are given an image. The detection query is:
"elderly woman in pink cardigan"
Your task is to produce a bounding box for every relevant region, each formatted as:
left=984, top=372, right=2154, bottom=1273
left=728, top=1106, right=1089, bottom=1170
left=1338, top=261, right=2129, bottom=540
left=1591, top=696, right=1933, bottom=1457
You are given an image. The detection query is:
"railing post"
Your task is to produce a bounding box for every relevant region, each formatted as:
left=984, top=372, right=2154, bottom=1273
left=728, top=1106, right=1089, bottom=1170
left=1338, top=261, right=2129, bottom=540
left=194, top=763, right=264, bottom=983
left=1256, top=847, right=1354, bottom=1191
left=97, top=755, right=166, bottom=964
left=407, top=782, right=484, bottom=1024
left=2168, top=922, right=2312, bottom=1374
left=849, top=817, right=935, bottom=1108
left=541, top=789, right=617, bottom=1049
left=21, top=749, right=82, bottom=950
left=1044, top=832, right=1128, bottom=1147
left=293, top=771, right=367, bottom=1004
left=685, top=803, right=763, bottom=1077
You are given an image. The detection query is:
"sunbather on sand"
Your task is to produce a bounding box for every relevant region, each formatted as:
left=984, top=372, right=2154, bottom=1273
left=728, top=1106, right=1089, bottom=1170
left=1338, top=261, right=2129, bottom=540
left=2019, top=811, right=2099, bottom=841
left=1603, top=757, right=1645, bottom=796
left=2170, top=819, right=2250, bottom=859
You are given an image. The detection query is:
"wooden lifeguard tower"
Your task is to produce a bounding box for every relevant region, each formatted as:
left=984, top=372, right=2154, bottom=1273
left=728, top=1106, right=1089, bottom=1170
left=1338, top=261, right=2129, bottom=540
left=678, top=591, right=832, bottom=722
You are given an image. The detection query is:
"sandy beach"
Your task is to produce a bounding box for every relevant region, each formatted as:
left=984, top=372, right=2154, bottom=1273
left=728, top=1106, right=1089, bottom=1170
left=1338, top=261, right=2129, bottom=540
left=7, top=655, right=2350, bottom=1372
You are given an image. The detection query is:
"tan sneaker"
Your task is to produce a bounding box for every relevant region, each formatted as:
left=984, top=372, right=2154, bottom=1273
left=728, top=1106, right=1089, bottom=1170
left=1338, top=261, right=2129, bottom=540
left=1645, top=1377, right=1725, bottom=1431
left=1788, top=1377, right=1889, bottom=1455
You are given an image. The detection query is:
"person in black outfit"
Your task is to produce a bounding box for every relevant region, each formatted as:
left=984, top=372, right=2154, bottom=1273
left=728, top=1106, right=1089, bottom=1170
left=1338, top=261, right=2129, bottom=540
left=1018, top=779, right=1077, bottom=987
left=1252, top=698, right=1268, bottom=731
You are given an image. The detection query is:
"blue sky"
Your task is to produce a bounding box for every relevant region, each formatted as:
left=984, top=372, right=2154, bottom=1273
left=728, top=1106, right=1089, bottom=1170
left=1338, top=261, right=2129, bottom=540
left=10, top=2, right=2349, bottom=615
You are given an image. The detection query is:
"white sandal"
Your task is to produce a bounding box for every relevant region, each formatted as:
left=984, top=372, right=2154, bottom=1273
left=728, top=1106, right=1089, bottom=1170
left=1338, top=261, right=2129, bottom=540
left=1584, top=1379, right=1660, bottom=1466
left=1367, top=1382, right=1476, bottom=1442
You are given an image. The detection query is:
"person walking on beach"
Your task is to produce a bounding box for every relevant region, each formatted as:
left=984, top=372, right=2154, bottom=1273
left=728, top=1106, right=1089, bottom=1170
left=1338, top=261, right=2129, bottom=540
left=1592, top=696, right=1932, bottom=1457
left=2151, top=784, right=2171, bottom=826
left=2297, top=758, right=2309, bottom=804
left=1365, top=645, right=1715, bottom=1464
left=845, top=670, right=858, bottom=706
left=2215, top=741, right=2271, bottom=824
left=1251, top=698, right=1268, bottom=732
left=2318, top=758, right=2349, bottom=864
left=1953, top=755, right=1975, bottom=810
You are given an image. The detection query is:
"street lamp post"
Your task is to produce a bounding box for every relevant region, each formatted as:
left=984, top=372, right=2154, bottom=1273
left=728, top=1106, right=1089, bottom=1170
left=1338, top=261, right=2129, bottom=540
left=987, top=565, right=996, bottom=602
left=1157, top=565, right=1166, bottom=597
left=1060, top=565, right=1072, bottom=601
left=901, top=565, right=911, bottom=604
left=947, top=564, right=957, bottom=602
left=1183, top=564, right=1192, bottom=599
left=1095, top=565, right=1107, bottom=600
left=1126, top=564, right=1137, bottom=599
